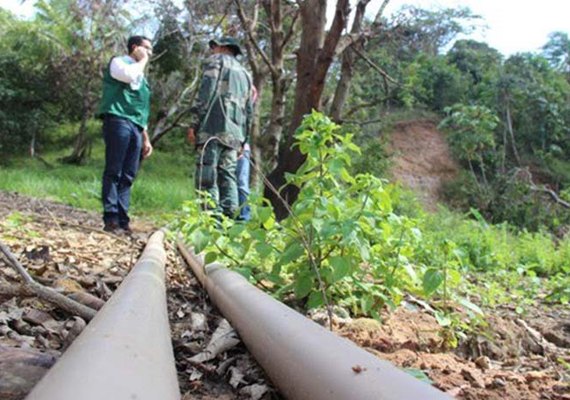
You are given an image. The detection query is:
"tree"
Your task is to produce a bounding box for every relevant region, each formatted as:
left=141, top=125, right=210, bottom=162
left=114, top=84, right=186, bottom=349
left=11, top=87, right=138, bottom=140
left=542, top=31, right=570, bottom=79
left=31, top=0, right=130, bottom=164
left=263, top=0, right=356, bottom=219
left=0, top=9, right=60, bottom=159
left=439, top=103, right=498, bottom=186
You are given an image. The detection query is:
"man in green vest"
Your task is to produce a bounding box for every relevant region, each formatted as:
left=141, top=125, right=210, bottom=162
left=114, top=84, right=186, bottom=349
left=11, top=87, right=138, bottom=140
left=187, top=37, right=253, bottom=218
left=96, top=35, right=153, bottom=233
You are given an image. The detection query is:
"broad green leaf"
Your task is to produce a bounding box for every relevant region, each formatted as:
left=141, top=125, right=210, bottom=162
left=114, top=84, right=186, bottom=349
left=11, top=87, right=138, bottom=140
left=403, top=368, right=433, bottom=384
left=255, top=242, right=274, bottom=259
left=228, top=223, right=245, bottom=238
left=423, top=268, right=444, bottom=296
left=306, top=291, right=325, bottom=309
left=294, top=273, right=314, bottom=298
left=258, top=207, right=272, bottom=223
left=235, top=267, right=253, bottom=280
left=330, top=256, right=351, bottom=282
left=278, top=242, right=305, bottom=266
left=191, top=229, right=210, bottom=253
left=360, top=296, right=373, bottom=314
left=204, top=252, right=217, bottom=264
left=434, top=311, right=451, bottom=327
left=402, top=263, right=418, bottom=283
left=447, top=269, right=462, bottom=286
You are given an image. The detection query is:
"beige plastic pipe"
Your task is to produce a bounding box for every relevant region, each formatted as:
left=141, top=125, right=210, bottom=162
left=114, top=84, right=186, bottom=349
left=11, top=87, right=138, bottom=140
left=27, top=230, right=180, bottom=400
left=178, top=241, right=451, bottom=400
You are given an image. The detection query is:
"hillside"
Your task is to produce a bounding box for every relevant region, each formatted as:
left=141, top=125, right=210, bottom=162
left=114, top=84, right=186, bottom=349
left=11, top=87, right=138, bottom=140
left=387, top=119, right=458, bottom=210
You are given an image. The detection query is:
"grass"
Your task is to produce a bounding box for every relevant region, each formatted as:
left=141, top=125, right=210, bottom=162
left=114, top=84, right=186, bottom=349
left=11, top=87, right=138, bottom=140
left=0, top=142, right=196, bottom=222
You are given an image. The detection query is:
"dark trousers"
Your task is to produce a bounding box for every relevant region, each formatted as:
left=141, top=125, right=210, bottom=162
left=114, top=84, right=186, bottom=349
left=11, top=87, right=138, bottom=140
left=101, top=115, right=142, bottom=228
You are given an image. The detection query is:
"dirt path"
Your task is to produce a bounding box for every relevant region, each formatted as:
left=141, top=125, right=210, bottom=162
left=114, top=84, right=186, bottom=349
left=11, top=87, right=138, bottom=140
left=387, top=119, right=458, bottom=210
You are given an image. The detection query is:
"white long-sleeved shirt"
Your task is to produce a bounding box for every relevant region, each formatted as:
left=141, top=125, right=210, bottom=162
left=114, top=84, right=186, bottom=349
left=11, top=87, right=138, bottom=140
left=110, top=55, right=145, bottom=90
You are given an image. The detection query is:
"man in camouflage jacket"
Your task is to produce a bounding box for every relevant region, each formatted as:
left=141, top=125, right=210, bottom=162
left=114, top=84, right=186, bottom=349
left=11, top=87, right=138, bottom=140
left=187, top=37, right=253, bottom=217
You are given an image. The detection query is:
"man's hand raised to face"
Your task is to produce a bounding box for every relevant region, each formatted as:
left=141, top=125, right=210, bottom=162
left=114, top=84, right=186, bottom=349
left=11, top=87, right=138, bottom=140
left=187, top=128, right=196, bottom=145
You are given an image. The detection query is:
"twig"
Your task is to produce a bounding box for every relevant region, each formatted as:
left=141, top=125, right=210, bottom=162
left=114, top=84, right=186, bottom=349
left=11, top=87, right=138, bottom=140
left=0, top=240, right=97, bottom=321
left=351, top=46, right=399, bottom=85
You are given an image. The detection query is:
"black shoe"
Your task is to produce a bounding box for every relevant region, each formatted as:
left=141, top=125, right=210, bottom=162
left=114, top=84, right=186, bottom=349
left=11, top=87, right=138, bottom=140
left=103, top=221, right=119, bottom=232
left=119, top=223, right=132, bottom=233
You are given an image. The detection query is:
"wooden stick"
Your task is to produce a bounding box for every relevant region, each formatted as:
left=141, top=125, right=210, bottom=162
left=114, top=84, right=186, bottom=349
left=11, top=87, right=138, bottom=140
left=0, top=240, right=97, bottom=321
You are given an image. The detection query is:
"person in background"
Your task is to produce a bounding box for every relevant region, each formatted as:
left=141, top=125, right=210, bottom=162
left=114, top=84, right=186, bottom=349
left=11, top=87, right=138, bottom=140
left=235, top=85, right=258, bottom=221
left=96, top=35, right=153, bottom=233
left=187, top=37, right=253, bottom=218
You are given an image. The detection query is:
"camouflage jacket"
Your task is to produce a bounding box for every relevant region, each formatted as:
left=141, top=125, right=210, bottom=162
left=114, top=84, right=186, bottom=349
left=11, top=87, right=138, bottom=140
left=189, top=53, right=253, bottom=148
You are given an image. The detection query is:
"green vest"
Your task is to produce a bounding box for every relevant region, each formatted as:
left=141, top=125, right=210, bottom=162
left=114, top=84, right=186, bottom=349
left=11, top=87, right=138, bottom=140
left=96, top=57, right=151, bottom=129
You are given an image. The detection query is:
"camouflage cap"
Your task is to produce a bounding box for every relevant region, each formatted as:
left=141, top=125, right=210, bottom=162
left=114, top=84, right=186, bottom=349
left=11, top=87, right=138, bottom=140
left=209, top=37, right=243, bottom=56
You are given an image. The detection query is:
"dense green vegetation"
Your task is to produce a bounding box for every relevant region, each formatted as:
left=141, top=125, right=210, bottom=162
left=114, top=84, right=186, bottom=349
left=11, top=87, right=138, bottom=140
left=179, top=114, right=569, bottom=347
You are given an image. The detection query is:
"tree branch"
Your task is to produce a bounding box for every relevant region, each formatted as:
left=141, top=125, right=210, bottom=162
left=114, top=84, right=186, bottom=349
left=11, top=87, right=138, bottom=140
left=281, top=9, right=300, bottom=51
left=234, top=0, right=277, bottom=76
left=351, top=46, right=399, bottom=85
left=0, top=241, right=97, bottom=321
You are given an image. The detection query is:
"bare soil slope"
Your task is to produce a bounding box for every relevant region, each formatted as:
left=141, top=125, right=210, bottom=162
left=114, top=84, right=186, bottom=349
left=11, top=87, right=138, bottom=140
left=388, top=119, right=458, bottom=210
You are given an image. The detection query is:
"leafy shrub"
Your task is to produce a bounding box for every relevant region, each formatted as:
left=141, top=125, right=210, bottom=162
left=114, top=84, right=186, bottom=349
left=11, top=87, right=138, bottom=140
left=442, top=172, right=570, bottom=232
left=178, top=112, right=467, bottom=318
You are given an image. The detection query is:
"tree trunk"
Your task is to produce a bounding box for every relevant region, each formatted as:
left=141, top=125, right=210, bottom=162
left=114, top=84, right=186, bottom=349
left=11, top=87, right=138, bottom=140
left=504, top=95, right=521, bottom=166
left=265, top=0, right=351, bottom=219
left=259, top=0, right=293, bottom=170
left=61, top=109, right=93, bottom=165
left=62, top=77, right=95, bottom=165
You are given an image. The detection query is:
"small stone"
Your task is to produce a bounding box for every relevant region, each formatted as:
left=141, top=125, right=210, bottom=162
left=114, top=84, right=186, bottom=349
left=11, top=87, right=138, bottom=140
left=461, top=368, right=486, bottom=389
left=524, top=370, right=549, bottom=383
left=486, top=378, right=506, bottom=389
left=475, top=356, right=491, bottom=370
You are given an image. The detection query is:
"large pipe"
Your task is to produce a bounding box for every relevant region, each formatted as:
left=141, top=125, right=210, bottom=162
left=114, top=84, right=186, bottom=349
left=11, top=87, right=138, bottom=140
left=27, top=231, right=180, bottom=400
left=178, top=241, right=451, bottom=400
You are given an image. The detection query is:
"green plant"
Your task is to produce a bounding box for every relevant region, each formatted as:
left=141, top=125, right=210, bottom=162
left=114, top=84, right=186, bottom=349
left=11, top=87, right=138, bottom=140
left=179, top=112, right=432, bottom=318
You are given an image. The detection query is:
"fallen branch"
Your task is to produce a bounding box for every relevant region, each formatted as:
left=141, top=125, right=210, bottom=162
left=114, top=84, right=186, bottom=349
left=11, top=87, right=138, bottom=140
left=0, top=241, right=97, bottom=321
left=514, top=168, right=570, bottom=209
left=530, top=185, right=570, bottom=209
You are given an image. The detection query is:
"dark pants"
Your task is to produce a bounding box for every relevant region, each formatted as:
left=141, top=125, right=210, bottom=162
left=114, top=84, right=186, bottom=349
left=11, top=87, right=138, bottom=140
left=236, top=149, right=251, bottom=221
left=101, top=115, right=142, bottom=228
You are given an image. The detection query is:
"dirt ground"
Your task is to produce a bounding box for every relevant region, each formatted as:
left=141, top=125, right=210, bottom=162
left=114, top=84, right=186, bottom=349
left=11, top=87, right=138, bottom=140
left=0, top=191, right=275, bottom=400
left=338, top=306, right=570, bottom=399
left=388, top=119, right=459, bottom=210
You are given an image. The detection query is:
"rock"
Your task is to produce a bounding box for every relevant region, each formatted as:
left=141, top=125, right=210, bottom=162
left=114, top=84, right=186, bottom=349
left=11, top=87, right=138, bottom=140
left=486, top=378, right=506, bottom=389
left=461, top=368, right=485, bottom=389
left=474, top=356, right=491, bottom=370
left=0, top=345, right=57, bottom=400
left=524, top=370, right=550, bottom=383
left=543, top=322, right=570, bottom=348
